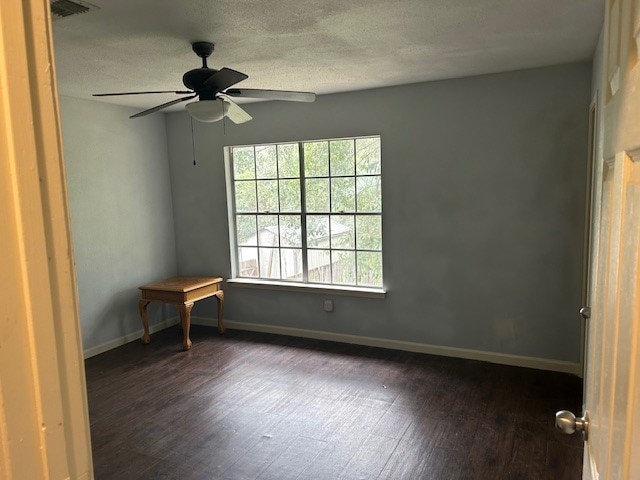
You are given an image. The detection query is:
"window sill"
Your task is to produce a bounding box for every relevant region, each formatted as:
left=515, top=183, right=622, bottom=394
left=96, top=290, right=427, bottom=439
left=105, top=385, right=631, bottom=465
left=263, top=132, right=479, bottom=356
left=226, top=278, right=386, bottom=298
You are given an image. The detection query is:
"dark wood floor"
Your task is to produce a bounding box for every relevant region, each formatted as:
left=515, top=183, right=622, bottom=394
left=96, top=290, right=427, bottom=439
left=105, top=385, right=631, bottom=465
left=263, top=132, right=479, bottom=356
left=85, top=326, right=584, bottom=480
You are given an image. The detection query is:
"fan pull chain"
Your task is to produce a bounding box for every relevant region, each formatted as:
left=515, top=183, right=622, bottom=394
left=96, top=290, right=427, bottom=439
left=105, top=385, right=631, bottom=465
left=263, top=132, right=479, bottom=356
left=190, top=116, right=196, bottom=165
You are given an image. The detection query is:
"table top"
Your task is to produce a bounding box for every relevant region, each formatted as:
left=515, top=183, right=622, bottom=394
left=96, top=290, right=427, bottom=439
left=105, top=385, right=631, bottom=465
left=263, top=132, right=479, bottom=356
left=138, top=276, right=223, bottom=293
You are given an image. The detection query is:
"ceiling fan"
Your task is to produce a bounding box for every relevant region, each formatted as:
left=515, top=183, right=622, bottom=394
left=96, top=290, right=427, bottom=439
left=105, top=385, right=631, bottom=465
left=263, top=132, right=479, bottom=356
left=93, top=41, right=316, bottom=124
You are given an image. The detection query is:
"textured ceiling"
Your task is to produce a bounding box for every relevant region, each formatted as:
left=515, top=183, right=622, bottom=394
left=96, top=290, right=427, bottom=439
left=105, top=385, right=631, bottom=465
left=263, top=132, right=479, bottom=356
left=52, top=0, right=603, bottom=113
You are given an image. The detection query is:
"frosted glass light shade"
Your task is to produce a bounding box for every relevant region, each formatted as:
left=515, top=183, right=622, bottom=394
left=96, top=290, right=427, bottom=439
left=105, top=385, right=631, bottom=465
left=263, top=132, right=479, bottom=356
left=185, top=99, right=229, bottom=122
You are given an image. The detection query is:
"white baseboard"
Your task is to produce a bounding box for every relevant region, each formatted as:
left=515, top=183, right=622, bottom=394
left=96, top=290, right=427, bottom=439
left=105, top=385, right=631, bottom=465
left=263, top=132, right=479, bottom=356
left=83, top=317, right=178, bottom=359
left=191, top=316, right=581, bottom=376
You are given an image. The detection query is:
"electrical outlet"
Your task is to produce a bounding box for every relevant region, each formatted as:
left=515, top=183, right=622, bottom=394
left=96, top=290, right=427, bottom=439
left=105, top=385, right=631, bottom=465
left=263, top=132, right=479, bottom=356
left=323, top=299, right=334, bottom=312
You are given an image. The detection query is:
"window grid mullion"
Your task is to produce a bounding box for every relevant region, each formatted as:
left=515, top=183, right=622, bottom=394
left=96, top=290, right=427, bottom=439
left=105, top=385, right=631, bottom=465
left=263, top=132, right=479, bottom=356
left=328, top=141, right=334, bottom=283
left=275, top=146, right=282, bottom=280
left=352, top=139, right=359, bottom=285
left=253, top=146, right=262, bottom=277
left=299, top=142, right=309, bottom=283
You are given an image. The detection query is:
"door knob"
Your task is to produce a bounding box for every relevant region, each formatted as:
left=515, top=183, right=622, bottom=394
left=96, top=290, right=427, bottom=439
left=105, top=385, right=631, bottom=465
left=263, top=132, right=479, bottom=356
left=579, top=307, right=591, bottom=319
left=555, top=410, right=589, bottom=439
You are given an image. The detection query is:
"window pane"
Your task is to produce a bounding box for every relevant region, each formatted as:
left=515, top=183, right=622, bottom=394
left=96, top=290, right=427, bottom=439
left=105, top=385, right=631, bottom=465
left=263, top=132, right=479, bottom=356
left=356, top=176, right=382, bottom=212
left=356, top=215, right=382, bottom=250
left=280, top=215, right=301, bottom=247
left=231, top=136, right=382, bottom=288
left=332, top=250, right=356, bottom=285
left=259, top=248, right=281, bottom=279
left=280, top=248, right=303, bottom=281
left=356, top=137, right=381, bottom=175
left=306, top=215, right=330, bottom=248
left=238, top=247, right=258, bottom=277
left=257, top=215, right=279, bottom=246
left=235, top=181, right=257, bottom=212
left=331, top=177, right=355, bottom=213
left=236, top=215, right=257, bottom=246
left=305, top=178, right=330, bottom=212
left=330, top=139, right=355, bottom=176
left=304, top=141, right=328, bottom=177
left=330, top=215, right=354, bottom=249
left=278, top=143, right=299, bottom=178
left=257, top=180, right=279, bottom=212
left=279, top=179, right=301, bottom=212
left=233, top=147, right=255, bottom=180
left=357, top=251, right=383, bottom=287
left=255, top=145, right=277, bottom=179
left=308, top=249, right=331, bottom=284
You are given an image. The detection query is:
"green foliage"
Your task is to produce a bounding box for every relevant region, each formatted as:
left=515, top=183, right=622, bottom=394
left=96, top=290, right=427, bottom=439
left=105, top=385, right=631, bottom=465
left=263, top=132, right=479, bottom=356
left=304, top=141, right=328, bottom=177
left=256, top=180, right=278, bottom=212
left=256, top=145, right=277, bottom=179
left=279, top=179, right=300, bottom=212
left=356, top=176, right=382, bottom=212
left=356, top=137, right=381, bottom=175
left=356, top=216, right=381, bottom=250
left=236, top=215, right=256, bottom=244
left=279, top=215, right=302, bottom=247
left=357, top=251, right=383, bottom=287
left=234, top=181, right=256, bottom=212
left=233, top=147, right=255, bottom=179
left=305, top=178, right=329, bottom=212
left=330, top=140, right=355, bottom=176
left=331, top=177, right=355, bottom=212
left=278, top=144, right=299, bottom=177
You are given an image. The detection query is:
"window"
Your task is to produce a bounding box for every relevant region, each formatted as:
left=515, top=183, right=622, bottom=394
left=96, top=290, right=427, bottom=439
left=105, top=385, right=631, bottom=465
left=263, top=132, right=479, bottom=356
left=228, top=136, right=383, bottom=289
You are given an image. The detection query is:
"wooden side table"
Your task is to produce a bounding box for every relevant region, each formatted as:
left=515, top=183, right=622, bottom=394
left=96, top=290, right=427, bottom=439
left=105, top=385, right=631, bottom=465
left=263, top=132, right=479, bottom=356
left=138, top=276, right=224, bottom=350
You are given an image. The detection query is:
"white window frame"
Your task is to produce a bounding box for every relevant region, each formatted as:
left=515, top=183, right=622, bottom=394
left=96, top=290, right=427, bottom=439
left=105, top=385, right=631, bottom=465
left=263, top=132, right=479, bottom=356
left=225, top=136, right=384, bottom=294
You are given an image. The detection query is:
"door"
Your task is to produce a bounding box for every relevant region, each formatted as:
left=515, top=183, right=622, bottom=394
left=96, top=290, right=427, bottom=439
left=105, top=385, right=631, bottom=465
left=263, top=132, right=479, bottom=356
left=582, top=152, right=640, bottom=479
left=558, top=1, right=640, bottom=479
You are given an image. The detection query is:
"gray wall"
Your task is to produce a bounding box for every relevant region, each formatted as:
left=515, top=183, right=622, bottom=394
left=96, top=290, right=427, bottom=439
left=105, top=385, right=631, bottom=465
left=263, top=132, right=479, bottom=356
left=60, top=96, right=177, bottom=351
left=165, top=62, right=591, bottom=363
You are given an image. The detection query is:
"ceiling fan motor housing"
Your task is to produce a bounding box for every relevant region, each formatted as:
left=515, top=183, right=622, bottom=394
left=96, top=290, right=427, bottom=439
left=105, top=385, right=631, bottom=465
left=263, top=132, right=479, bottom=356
left=182, top=68, right=219, bottom=98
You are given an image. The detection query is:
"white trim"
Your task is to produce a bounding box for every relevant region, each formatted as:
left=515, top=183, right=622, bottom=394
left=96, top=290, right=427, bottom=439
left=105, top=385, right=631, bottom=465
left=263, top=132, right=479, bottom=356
left=191, top=316, right=581, bottom=375
left=227, top=278, right=386, bottom=298
left=83, top=317, right=178, bottom=359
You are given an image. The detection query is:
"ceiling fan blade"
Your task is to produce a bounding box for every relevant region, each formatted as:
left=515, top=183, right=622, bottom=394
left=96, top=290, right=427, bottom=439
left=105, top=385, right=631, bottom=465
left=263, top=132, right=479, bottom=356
left=130, top=94, right=197, bottom=118
left=224, top=88, right=315, bottom=102
left=93, top=90, right=193, bottom=97
left=221, top=97, right=252, bottom=124
left=202, top=67, right=248, bottom=91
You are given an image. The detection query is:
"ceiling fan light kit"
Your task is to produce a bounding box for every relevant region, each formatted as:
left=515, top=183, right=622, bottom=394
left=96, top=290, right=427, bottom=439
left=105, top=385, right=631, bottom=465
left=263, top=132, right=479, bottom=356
left=185, top=99, right=229, bottom=123
left=93, top=41, right=316, bottom=124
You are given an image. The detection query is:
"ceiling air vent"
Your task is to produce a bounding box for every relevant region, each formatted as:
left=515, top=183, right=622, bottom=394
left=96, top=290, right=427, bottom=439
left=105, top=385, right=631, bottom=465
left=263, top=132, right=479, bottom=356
left=50, top=0, right=99, bottom=20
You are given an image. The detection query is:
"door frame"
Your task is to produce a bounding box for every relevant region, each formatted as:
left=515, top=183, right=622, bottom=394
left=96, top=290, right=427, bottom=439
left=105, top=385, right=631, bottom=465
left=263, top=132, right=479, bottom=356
left=580, top=94, right=599, bottom=379
left=0, top=0, right=93, bottom=478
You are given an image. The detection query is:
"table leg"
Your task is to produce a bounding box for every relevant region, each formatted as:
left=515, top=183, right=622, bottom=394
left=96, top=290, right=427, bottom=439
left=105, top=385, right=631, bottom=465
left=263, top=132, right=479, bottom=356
left=179, top=302, right=195, bottom=350
left=138, top=299, right=151, bottom=344
left=215, top=290, right=225, bottom=334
